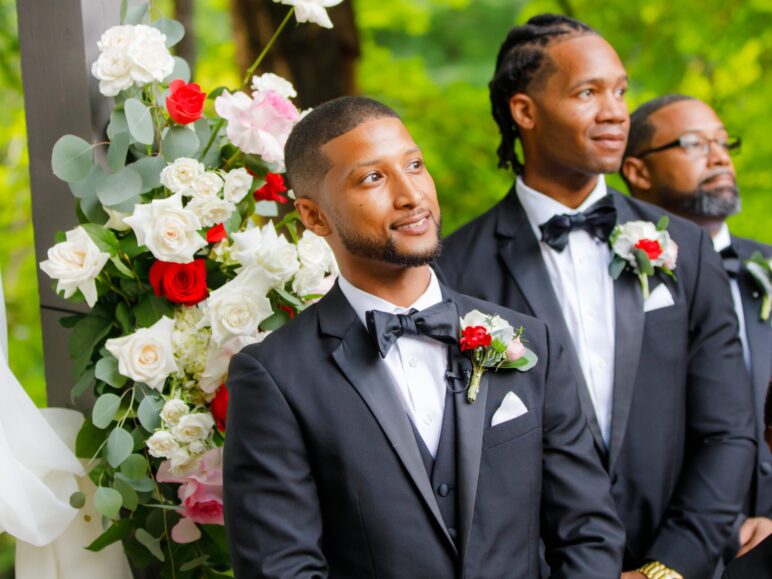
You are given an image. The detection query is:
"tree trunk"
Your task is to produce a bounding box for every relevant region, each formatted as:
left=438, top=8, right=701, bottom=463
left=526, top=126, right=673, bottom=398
left=174, top=0, right=196, bottom=76
left=228, top=0, right=359, bottom=109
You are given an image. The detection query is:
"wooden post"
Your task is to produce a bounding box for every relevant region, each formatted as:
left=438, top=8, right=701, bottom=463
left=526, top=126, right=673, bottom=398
left=17, top=0, right=121, bottom=410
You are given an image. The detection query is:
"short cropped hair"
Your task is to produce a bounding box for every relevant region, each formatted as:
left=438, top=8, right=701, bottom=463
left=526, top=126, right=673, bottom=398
left=625, top=94, right=696, bottom=158
left=284, top=96, right=399, bottom=197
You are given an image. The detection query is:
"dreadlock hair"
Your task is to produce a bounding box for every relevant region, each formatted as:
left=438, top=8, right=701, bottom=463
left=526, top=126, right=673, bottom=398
left=625, top=94, right=697, bottom=158
left=490, top=14, right=597, bottom=174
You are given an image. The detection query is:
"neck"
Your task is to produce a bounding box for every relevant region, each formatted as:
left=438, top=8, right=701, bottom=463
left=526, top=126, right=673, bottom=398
left=338, top=261, right=432, bottom=307
left=688, top=216, right=725, bottom=238
left=521, top=164, right=600, bottom=209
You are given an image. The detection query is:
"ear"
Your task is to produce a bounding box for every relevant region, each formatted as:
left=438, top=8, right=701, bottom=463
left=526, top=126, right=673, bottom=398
left=295, top=197, right=332, bottom=237
left=621, top=156, right=652, bottom=194
left=509, top=93, right=536, bottom=131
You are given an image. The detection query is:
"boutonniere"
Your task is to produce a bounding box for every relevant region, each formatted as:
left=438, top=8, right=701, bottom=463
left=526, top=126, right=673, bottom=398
left=745, top=251, right=772, bottom=321
left=608, top=216, right=678, bottom=300
left=458, top=310, right=538, bottom=403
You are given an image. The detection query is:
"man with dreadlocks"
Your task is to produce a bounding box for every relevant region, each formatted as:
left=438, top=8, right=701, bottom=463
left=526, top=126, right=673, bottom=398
left=439, top=14, right=756, bottom=579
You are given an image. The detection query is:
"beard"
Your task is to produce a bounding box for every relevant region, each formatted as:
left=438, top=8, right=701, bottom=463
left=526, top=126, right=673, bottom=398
left=660, top=180, right=741, bottom=219
left=334, top=217, right=443, bottom=267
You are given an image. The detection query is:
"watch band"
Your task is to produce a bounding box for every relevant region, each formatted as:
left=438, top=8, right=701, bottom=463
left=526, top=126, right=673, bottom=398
left=637, top=560, right=684, bottom=579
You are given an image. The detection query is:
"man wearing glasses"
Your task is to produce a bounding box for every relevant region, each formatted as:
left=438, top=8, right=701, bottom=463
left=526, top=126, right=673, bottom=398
left=623, top=94, right=772, bottom=567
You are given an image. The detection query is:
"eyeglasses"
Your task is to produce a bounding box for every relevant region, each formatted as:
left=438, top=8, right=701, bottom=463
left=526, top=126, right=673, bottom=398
left=636, top=134, right=742, bottom=158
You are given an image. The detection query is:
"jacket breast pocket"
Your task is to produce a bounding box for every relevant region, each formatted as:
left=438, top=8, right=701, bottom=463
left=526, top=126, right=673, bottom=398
left=483, top=409, right=540, bottom=449
left=644, top=302, right=687, bottom=328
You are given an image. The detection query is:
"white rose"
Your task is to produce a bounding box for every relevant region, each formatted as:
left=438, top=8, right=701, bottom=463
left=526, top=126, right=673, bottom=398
left=126, top=25, right=174, bottom=84
left=147, top=430, right=179, bottom=459
left=104, top=207, right=132, bottom=232
left=488, top=314, right=514, bottom=343
left=161, top=399, right=189, bottom=427
left=199, top=333, right=267, bottom=393
left=96, top=25, right=136, bottom=51
left=172, top=412, right=215, bottom=443
left=124, top=193, right=207, bottom=263
left=612, top=220, right=660, bottom=260
left=223, top=168, right=253, bottom=203
left=232, top=221, right=300, bottom=287
left=460, top=310, right=488, bottom=329
left=297, top=230, right=337, bottom=273
left=40, top=226, right=110, bottom=307
left=199, top=266, right=273, bottom=345
left=105, top=316, right=178, bottom=390
left=91, top=49, right=134, bottom=97
left=661, top=238, right=678, bottom=270
left=292, top=266, right=324, bottom=299
left=250, top=72, right=297, bottom=99
left=160, top=157, right=205, bottom=195
left=191, top=171, right=224, bottom=199
left=186, top=196, right=236, bottom=228
left=169, top=447, right=194, bottom=473
left=188, top=440, right=207, bottom=456
left=276, top=0, right=344, bottom=29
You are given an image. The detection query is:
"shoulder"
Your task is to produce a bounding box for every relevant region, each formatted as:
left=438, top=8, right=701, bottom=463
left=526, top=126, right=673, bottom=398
left=612, top=189, right=705, bottom=244
left=732, top=234, right=772, bottom=258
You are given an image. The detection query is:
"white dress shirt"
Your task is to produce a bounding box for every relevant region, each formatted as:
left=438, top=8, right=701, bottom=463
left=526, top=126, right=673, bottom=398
left=712, top=223, right=752, bottom=371
left=338, top=268, right=448, bottom=457
left=516, top=175, right=616, bottom=446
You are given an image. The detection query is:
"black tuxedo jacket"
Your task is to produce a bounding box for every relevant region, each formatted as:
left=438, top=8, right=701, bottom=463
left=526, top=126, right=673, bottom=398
left=723, top=534, right=772, bottom=579
left=224, top=282, right=625, bottom=578
left=438, top=186, right=757, bottom=577
left=732, top=235, right=772, bottom=519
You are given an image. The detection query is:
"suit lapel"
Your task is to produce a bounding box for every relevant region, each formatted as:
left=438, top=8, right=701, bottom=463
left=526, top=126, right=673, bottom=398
left=319, top=285, right=458, bottom=554
left=495, top=191, right=606, bottom=454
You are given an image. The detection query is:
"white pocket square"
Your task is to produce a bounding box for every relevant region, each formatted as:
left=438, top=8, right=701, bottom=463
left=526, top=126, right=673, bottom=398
left=491, top=391, right=528, bottom=427
left=643, top=283, right=675, bottom=312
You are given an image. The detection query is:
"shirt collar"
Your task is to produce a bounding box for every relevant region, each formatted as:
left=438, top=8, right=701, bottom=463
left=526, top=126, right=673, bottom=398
left=338, top=267, right=443, bottom=328
left=712, top=222, right=732, bottom=252
left=516, top=174, right=608, bottom=239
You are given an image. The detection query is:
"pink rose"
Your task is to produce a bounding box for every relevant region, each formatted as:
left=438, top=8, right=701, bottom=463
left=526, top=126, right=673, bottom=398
left=505, top=337, right=526, bottom=361
left=661, top=239, right=678, bottom=270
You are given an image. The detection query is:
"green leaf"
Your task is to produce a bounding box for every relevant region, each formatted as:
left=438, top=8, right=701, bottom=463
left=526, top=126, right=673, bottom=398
left=115, top=302, right=132, bottom=333
left=115, top=472, right=155, bottom=493
left=134, top=294, right=174, bottom=328
left=96, top=166, right=142, bottom=211
left=261, top=310, right=290, bottom=332
left=162, top=126, right=200, bottom=161
left=128, top=156, right=165, bottom=192
left=69, top=165, right=105, bottom=200
left=107, top=110, right=129, bottom=140
left=122, top=3, right=148, bottom=24
left=86, top=518, right=134, bottom=552
left=79, top=196, right=109, bottom=226
left=92, top=393, right=121, bottom=429
left=274, top=287, right=303, bottom=309
left=120, top=454, right=148, bottom=480
left=71, top=365, right=96, bottom=402
left=106, top=427, right=134, bottom=468
left=69, top=491, right=86, bottom=509
left=747, top=261, right=772, bottom=295
left=70, top=312, right=113, bottom=374
left=166, top=56, right=191, bottom=84
left=608, top=255, right=627, bottom=280
left=180, top=554, right=211, bottom=571
left=107, top=132, right=130, bottom=172
left=95, top=356, right=127, bottom=389
left=125, top=98, right=155, bottom=145
left=135, top=528, right=166, bottom=562
left=254, top=200, right=279, bottom=217
left=94, top=486, right=123, bottom=519
left=75, top=417, right=106, bottom=458
left=152, top=18, right=185, bottom=47
left=207, top=86, right=228, bottom=101
left=113, top=476, right=138, bottom=511
left=633, top=248, right=655, bottom=276
left=120, top=233, right=144, bottom=258
left=656, top=215, right=670, bottom=231
left=137, top=394, right=164, bottom=432
left=81, top=222, right=120, bottom=255
left=51, top=135, right=94, bottom=182
left=499, top=347, right=538, bottom=372
left=194, top=118, right=212, bottom=150
left=110, top=255, right=134, bottom=279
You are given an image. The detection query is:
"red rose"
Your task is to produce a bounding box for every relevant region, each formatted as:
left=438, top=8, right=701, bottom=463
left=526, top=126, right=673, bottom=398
left=210, top=385, right=228, bottom=433
left=166, top=80, right=206, bottom=125
left=634, top=238, right=663, bottom=260
left=149, top=259, right=209, bottom=306
left=207, top=223, right=227, bottom=243
left=459, top=325, right=492, bottom=352
left=253, top=172, right=288, bottom=203
left=278, top=304, right=296, bottom=319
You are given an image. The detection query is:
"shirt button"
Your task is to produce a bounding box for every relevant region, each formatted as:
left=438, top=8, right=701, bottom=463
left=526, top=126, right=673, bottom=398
left=423, top=414, right=433, bottom=425
left=577, top=256, right=586, bottom=266
left=437, top=483, right=449, bottom=497
left=408, top=357, right=418, bottom=368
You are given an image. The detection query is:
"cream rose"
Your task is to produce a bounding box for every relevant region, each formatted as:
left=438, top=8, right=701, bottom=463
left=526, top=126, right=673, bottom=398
left=160, top=157, right=205, bottom=196
left=91, top=50, right=134, bottom=97
left=297, top=230, right=337, bottom=273
left=147, top=430, right=180, bottom=459
left=223, top=168, right=253, bottom=203
left=186, top=195, right=236, bottom=228
left=172, top=413, right=215, bottom=443
left=250, top=72, right=297, bottom=99
left=191, top=171, right=224, bottom=199
left=126, top=25, right=174, bottom=84
left=105, top=316, right=178, bottom=390
left=40, top=226, right=110, bottom=307
left=161, top=399, right=190, bottom=427
left=232, top=221, right=300, bottom=288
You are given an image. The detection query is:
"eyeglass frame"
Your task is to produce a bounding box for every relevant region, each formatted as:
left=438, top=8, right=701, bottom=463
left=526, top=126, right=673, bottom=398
left=635, top=133, right=742, bottom=158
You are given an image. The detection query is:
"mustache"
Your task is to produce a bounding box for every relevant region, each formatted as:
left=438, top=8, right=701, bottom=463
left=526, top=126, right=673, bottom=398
left=698, top=169, right=736, bottom=188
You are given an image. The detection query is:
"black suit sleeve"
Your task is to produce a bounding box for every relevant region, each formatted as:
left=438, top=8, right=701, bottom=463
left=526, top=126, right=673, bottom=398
left=540, top=326, right=626, bottom=578
left=646, top=229, right=756, bottom=576
left=224, top=351, right=328, bottom=579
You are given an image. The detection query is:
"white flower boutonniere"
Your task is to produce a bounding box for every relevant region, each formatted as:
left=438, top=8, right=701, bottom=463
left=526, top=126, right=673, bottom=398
left=609, top=216, right=678, bottom=300
left=745, top=251, right=772, bottom=321
left=459, top=310, right=538, bottom=403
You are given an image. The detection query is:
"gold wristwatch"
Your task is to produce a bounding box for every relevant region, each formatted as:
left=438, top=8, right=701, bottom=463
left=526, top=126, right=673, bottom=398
left=636, top=560, right=684, bottom=579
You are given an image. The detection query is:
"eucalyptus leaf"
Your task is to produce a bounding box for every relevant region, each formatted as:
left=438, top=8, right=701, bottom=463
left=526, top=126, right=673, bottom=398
left=92, top=393, right=121, bottom=429
left=129, top=156, right=165, bottom=191
left=608, top=255, right=627, bottom=280
left=113, top=476, right=138, bottom=511
left=194, top=118, right=211, bottom=150
left=95, top=356, right=127, bottom=389
left=165, top=56, right=191, bottom=84
left=633, top=248, right=655, bottom=276
left=656, top=215, right=670, bottom=232
left=115, top=472, right=155, bottom=493
left=96, top=167, right=142, bottom=210
left=260, top=310, right=290, bottom=332
left=747, top=262, right=772, bottom=294
left=71, top=365, right=96, bottom=402
left=106, top=427, right=134, bottom=468
left=125, top=98, right=155, bottom=145
left=207, top=86, right=228, bottom=101
left=136, top=528, right=166, bottom=562
left=120, top=454, right=148, bottom=480
left=122, top=3, right=148, bottom=25
left=85, top=519, right=133, bottom=552
left=180, top=555, right=210, bottom=572
left=51, top=135, right=94, bottom=182
left=69, top=165, right=105, bottom=200
left=107, top=132, right=130, bottom=172
left=137, top=394, right=164, bottom=432
left=94, top=486, right=123, bottom=519
left=162, top=126, right=199, bottom=161
left=75, top=417, right=106, bottom=459
left=69, top=491, right=86, bottom=509
left=152, top=18, right=185, bottom=48
left=107, top=111, right=129, bottom=140
left=79, top=196, right=109, bottom=225
left=69, top=310, right=113, bottom=368
left=254, top=200, right=279, bottom=217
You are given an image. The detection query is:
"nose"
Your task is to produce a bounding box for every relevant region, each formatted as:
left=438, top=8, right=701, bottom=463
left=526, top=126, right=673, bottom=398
left=392, top=172, right=423, bottom=208
left=597, top=90, right=628, bottom=125
left=707, top=139, right=732, bottom=168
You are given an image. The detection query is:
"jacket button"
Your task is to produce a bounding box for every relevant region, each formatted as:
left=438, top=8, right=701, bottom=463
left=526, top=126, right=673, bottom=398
left=760, top=462, right=772, bottom=476
left=437, top=483, right=449, bottom=497
left=448, top=527, right=457, bottom=539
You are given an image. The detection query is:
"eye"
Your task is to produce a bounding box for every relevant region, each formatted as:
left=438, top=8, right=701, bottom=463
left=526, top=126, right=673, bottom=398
left=408, top=159, right=424, bottom=171
left=360, top=172, right=382, bottom=185
left=577, top=88, right=594, bottom=99
left=616, top=86, right=628, bottom=97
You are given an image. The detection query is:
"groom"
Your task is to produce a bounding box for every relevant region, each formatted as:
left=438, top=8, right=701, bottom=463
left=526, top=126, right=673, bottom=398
left=223, top=96, right=625, bottom=578
left=439, top=14, right=756, bottom=578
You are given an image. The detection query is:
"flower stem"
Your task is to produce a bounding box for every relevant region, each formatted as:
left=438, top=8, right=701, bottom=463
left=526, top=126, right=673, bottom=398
left=762, top=295, right=771, bottom=321
left=222, top=149, right=242, bottom=171
left=467, top=367, right=484, bottom=403
left=639, top=273, right=650, bottom=301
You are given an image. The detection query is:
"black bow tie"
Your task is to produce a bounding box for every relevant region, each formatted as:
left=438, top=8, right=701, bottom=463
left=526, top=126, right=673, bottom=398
left=366, top=299, right=458, bottom=359
left=539, top=195, right=618, bottom=252
left=719, top=245, right=741, bottom=277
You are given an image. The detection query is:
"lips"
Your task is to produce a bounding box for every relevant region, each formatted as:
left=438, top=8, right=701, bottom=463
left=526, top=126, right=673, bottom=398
left=592, top=133, right=626, bottom=149
left=391, top=210, right=433, bottom=234
left=702, top=172, right=736, bottom=188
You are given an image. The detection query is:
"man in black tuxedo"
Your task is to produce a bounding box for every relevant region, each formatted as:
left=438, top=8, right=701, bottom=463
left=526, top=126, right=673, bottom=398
left=223, top=96, right=625, bottom=578
left=438, top=14, right=756, bottom=579
left=622, top=94, right=772, bottom=563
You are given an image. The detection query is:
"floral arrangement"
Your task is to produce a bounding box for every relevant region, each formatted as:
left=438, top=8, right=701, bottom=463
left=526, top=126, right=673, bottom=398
left=745, top=251, right=772, bottom=321
left=39, top=0, right=341, bottom=574
left=458, top=310, right=537, bottom=403
left=608, top=216, right=678, bottom=300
